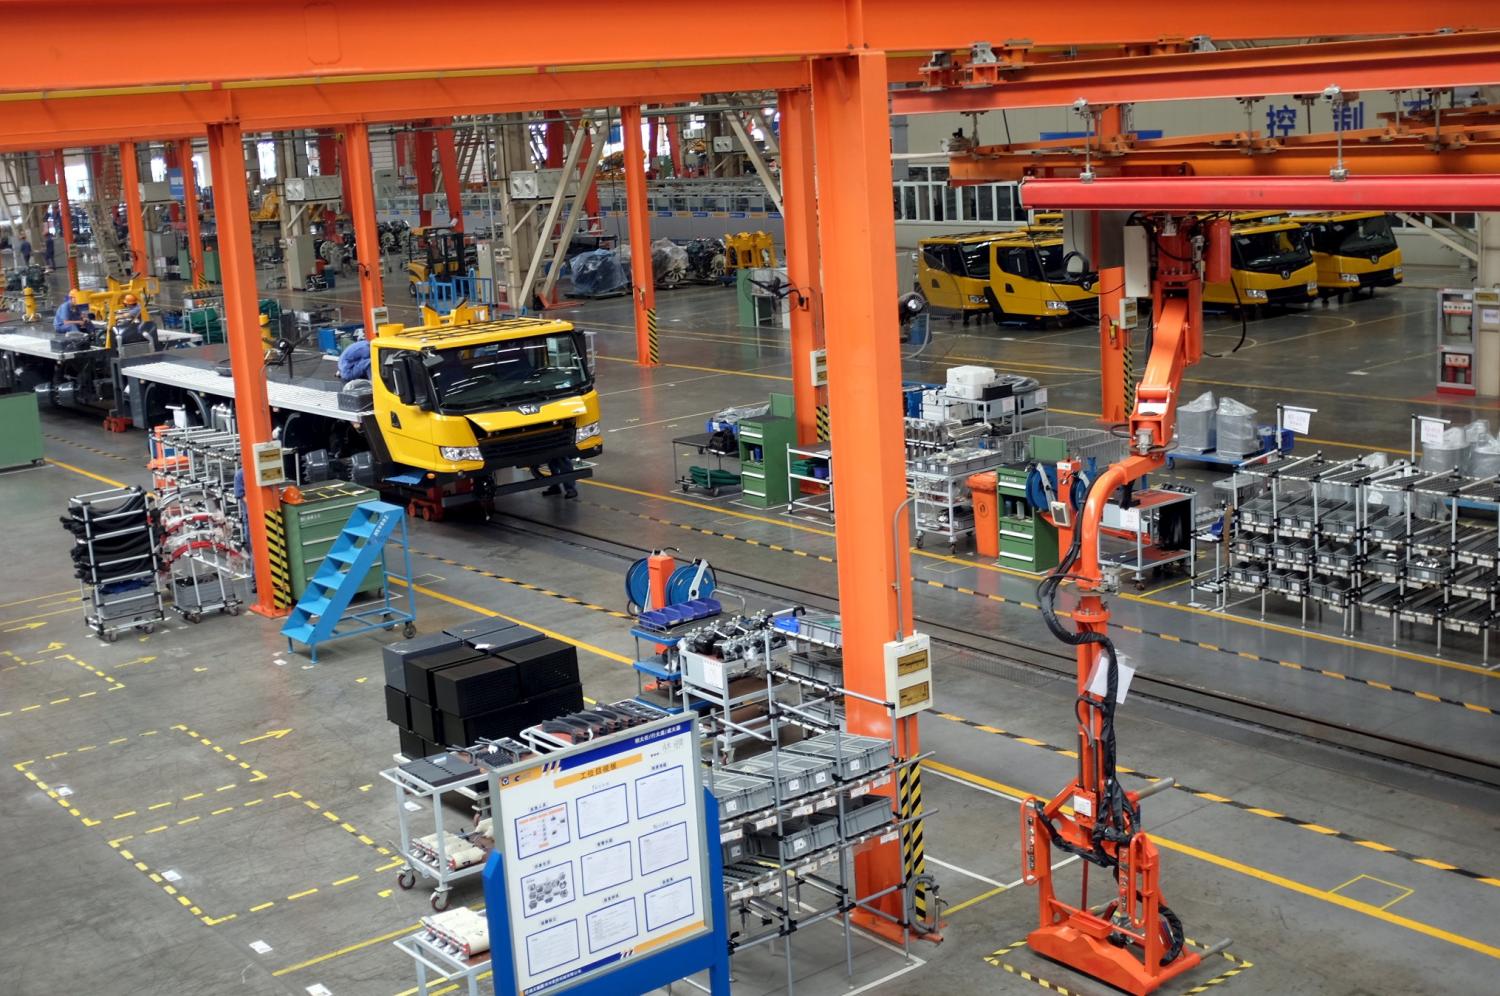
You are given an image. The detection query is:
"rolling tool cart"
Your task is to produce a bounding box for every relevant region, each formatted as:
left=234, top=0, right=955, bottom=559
left=61, top=486, right=165, bottom=642
left=382, top=754, right=495, bottom=911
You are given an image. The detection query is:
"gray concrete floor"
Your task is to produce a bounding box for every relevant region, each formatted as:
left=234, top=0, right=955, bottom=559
left=3, top=260, right=1499, bottom=995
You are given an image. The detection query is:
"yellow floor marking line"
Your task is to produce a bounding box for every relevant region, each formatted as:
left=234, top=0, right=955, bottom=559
left=927, top=760, right=1500, bottom=961
left=46, top=458, right=127, bottom=488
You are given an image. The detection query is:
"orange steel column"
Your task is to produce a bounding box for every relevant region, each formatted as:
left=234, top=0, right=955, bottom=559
left=119, top=142, right=149, bottom=277
left=810, top=51, right=914, bottom=934
left=620, top=104, right=658, bottom=366
left=176, top=139, right=205, bottom=287
left=207, top=122, right=281, bottom=617
left=53, top=151, right=79, bottom=292
left=779, top=87, right=823, bottom=445
left=435, top=124, right=464, bottom=232
left=1094, top=107, right=1127, bottom=423
left=666, top=118, right=684, bottom=178
left=415, top=126, right=435, bottom=228
left=342, top=121, right=386, bottom=336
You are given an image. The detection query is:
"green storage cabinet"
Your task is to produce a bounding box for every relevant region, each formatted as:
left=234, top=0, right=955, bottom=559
left=282, top=481, right=383, bottom=599
left=737, top=414, right=796, bottom=508
left=203, top=247, right=221, bottom=284
left=0, top=391, right=44, bottom=469
left=996, top=466, right=1059, bottom=573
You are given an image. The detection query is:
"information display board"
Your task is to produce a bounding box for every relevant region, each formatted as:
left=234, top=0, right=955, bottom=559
left=488, top=716, right=714, bottom=996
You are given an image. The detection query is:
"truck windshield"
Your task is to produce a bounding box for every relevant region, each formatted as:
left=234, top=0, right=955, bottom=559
left=1311, top=215, right=1397, bottom=256
left=427, top=332, right=590, bottom=413
left=961, top=243, right=991, bottom=278
left=1232, top=229, right=1312, bottom=273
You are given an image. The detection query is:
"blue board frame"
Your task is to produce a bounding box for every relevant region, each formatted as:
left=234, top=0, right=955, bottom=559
left=483, top=786, right=730, bottom=996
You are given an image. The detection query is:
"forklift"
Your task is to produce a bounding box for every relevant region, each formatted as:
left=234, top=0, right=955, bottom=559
left=405, top=226, right=475, bottom=298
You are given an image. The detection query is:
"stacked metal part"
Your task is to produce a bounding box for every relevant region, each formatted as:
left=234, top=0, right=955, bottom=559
left=59, top=486, right=165, bottom=641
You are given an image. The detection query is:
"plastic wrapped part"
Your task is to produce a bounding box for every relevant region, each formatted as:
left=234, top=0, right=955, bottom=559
left=651, top=238, right=688, bottom=287
left=566, top=249, right=628, bottom=297
left=1215, top=397, right=1258, bottom=457
left=1421, top=427, right=1470, bottom=474
left=1470, top=436, right=1500, bottom=478
left=1177, top=391, right=1216, bottom=452
left=338, top=378, right=374, bottom=412
left=710, top=402, right=771, bottom=427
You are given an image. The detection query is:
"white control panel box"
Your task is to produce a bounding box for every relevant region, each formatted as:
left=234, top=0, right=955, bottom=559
left=284, top=175, right=343, bottom=202
left=883, top=633, right=934, bottom=718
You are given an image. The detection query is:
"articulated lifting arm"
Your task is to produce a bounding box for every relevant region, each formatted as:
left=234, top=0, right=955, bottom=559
left=1022, top=214, right=1220, bottom=996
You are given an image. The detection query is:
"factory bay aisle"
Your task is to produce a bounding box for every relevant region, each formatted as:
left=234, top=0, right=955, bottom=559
left=5, top=263, right=1499, bottom=994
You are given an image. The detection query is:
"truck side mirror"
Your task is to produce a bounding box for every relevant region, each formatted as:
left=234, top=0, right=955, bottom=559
left=382, top=354, right=414, bottom=405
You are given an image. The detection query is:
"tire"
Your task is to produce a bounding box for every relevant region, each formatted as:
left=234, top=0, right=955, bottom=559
left=397, top=869, right=416, bottom=890
left=430, top=891, right=450, bottom=912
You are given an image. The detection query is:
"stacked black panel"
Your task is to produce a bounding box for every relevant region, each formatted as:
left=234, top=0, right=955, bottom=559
left=382, top=618, right=584, bottom=758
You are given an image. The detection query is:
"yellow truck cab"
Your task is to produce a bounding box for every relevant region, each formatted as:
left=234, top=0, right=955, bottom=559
left=369, top=315, right=602, bottom=484
left=916, top=230, right=1097, bottom=325
left=1294, top=211, right=1403, bottom=297
left=1203, top=216, right=1318, bottom=308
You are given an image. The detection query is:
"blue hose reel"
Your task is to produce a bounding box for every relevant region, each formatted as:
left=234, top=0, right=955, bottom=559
left=625, top=556, right=717, bottom=614
left=1025, top=463, right=1089, bottom=514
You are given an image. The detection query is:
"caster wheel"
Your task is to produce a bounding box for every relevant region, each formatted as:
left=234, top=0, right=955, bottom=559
left=397, top=869, right=417, bottom=890
left=403, top=622, right=417, bottom=639
left=383, top=623, right=396, bottom=632
left=915, top=535, right=925, bottom=549
left=139, top=623, right=155, bottom=634
left=227, top=604, right=242, bottom=617
left=708, top=488, right=718, bottom=497
left=430, top=891, right=450, bottom=912
left=949, top=543, right=958, bottom=555
left=103, top=631, right=119, bottom=643
left=185, top=612, right=201, bottom=624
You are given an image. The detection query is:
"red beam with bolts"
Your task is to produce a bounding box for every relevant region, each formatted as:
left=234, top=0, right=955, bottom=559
left=1018, top=174, right=1500, bottom=211
left=119, top=142, right=149, bottom=277
left=53, top=151, right=78, bottom=291
left=892, top=30, right=1500, bottom=114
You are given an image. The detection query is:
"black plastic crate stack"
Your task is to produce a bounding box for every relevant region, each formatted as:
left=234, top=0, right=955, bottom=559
left=59, top=486, right=165, bottom=639
left=383, top=618, right=583, bottom=759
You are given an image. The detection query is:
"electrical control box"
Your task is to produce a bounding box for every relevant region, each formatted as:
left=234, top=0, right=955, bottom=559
left=809, top=348, right=828, bottom=387
left=252, top=441, right=288, bottom=487
left=17, top=183, right=57, bottom=204
left=1122, top=225, right=1151, bottom=298
left=1118, top=298, right=1140, bottom=330
left=284, top=175, right=343, bottom=202
left=508, top=168, right=564, bottom=200
left=138, top=181, right=173, bottom=204
left=883, top=633, right=934, bottom=718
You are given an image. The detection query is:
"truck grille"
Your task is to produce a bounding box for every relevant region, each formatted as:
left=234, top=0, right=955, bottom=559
left=476, top=421, right=574, bottom=463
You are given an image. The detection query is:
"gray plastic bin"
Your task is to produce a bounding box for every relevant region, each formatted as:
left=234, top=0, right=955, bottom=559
left=783, top=733, right=892, bottom=780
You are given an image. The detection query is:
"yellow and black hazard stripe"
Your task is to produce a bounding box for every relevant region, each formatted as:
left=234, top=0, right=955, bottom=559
left=932, top=708, right=1500, bottom=890
left=917, top=575, right=1498, bottom=718
left=43, top=433, right=133, bottom=464
left=413, top=551, right=632, bottom=620
left=580, top=499, right=836, bottom=562
left=262, top=510, right=293, bottom=610
left=1123, top=329, right=1135, bottom=413
left=815, top=404, right=830, bottom=442
left=646, top=307, right=660, bottom=365
left=897, top=762, right=929, bottom=923
left=986, top=936, right=1252, bottom=994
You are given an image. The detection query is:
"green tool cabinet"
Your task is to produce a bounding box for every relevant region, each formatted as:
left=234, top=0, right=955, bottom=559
left=0, top=391, right=44, bottom=469
left=282, top=481, right=383, bottom=599
left=996, top=466, right=1059, bottom=573
left=737, top=415, right=796, bottom=507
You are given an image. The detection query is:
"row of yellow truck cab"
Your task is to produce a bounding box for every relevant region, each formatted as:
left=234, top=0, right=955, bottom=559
left=916, top=211, right=1403, bottom=323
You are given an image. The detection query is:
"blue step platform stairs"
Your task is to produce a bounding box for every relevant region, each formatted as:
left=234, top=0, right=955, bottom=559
left=280, top=500, right=418, bottom=663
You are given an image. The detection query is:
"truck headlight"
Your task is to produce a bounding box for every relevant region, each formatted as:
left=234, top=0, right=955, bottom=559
left=1338, top=273, right=1358, bottom=284
left=439, top=446, right=482, bottom=462
left=1393, top=265, right=1403, bottom=278
left=967, top=294, right=985, bottom=304
left=575, top=421, right=601, bottom=443
left=1045, top=300, right=1068, bottom=311
left=1307, top=281, right=1319, bottom=292
left=1245, top=288, right=1268, bottom=300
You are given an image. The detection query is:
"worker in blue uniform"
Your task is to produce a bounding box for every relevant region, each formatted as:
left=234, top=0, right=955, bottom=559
left=53, top=292, right=93, bottom=334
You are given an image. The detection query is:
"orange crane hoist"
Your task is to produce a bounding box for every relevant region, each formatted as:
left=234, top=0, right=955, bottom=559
left=1023, top=213, right=1232, bottom=995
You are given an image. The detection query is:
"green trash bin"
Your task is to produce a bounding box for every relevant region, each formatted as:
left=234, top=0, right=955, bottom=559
left=282, top=481, right=385, bottom=600
left=0, top=392, right=43, bottom=469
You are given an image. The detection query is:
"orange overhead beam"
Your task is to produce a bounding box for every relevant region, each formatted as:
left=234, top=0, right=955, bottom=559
left=0, top=61, right=833, bottom=154
left=3, top=1, right=1492, bottom=93
left=892, top=30, right=1500, bottom=114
